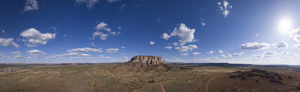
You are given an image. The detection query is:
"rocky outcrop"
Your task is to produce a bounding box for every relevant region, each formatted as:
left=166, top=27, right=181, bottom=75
left=128, top=56, right=167, bottom=67
left=114, top=56, right=189, bottom=72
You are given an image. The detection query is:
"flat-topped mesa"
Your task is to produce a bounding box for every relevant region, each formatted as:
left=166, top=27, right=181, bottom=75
left=128, top=56, right=167, bottom=66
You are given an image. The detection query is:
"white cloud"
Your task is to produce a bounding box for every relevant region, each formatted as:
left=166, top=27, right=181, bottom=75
left=192, top=52, right=201, bottom=55
left=273, top=42, right=288, bottom=49
left=165, top=46, right=172, bottom=50
left=207, top=50, right=214, bottom=54
left=67, top=47, right=102, bottom=53
left=256, top=51, right=276, bottom=58
left=10, top=51, right=23, bottom=59
left=64, top=53, right=79, bottom=56
left=221, top=54, right=232, bottom=58
left=217, top=0, right=232, bottom=17
left=121, top=46, right=126, bottom=48
left=99, top=55, right=111, bottom=59
left=92, top=22, right=120, bottom=40
left=24, top=0, right=39, bottom=12
left=107, top=0, right=121, bottom=3
left=290, top=28, right=300, bottom=42
left=92, top=31, right=108, bottom=40
left=0, top=38, right=19, bottom=48
left=161, top=33, right=171, bottom=40
left=221, top=54, right=227, bottom=58
left=170, top=23, right=196, bottom=45
left=27, top=49, right=45, bottom=57
left=90, top=42, right=96, bottom=46
left=20, top=28, right=56, bottom=47
left=95, top=22, right=108, bottom=30
left=232, top=52, right=244, bottom=56
left=76, top=0, right=99, bottom=8
left=172, top=42, right=178, bottom=46
left=201, top=22, right=206, bottom=27
left=162, top=24, right=195, bottom=46
left=118, top=26, right=122, bottom=30
left=293, top=43, right=300, bottom=48
left=149, top=41, right=155, bottom=45
left=120, top=4, right=127, bottom=10
left=218, top=50, right=224, bottom=54
left=240, top=42, right=269, bottom=50
left=80, top=53, right=91, bottom=57
left=10, top=51, right=22, bottom=55
left=2, top=30, right=5, bottom=34
left=181, top=53, right=188, bottom=56
left=106, top=48, right=119, bottom=53
left=227, top=54, right=232, bottom=57
left=175, top=45, right=197, bottom=52
left=282, top=51, right=289, bottom=55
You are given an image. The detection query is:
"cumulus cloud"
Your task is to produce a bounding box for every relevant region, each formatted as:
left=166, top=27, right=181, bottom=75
left=181, top=53, right=188, bottom=56
left=162, top=23, right=195, bottom=45
left=192, top=52, right=201, bottom=55
left=240, top=42, right=269, bottom=50
left=20, top=28, right=56, bottom=47
left=170, top=23, right=196, bottom=45
left=27, top=49, right=45, bottom=57
left=149, top=41, right=155, bottom=45
left=0, top=38, right=19, bottom=48
left=175, top=45, right=197, bottom=52
left=273, top=42, right=288, bottom=49
left=161, top=33, right=171, bottom=40
left=106, top=48, right=119, bottom=53
left=67, top=47, right=102, bottom=53
left=24, top=0, right=39, bottom=12
left=76, top=0, right=99, bottom=8
left=92, top=22, right=120, bottom=40
left=165, top=46, right=172, bottom=50
left=217, top=0, right=232, bottom=17
left=290, top=28, right=300, bottom=42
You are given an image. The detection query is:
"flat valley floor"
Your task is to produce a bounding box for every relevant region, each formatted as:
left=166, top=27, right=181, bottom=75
left=1, top=64, right=300, bottom=92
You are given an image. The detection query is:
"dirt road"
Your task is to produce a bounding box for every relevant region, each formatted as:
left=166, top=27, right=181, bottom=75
left=160, top=82, right=166, bottom=92
left=205, top=77, right=216, bottom=92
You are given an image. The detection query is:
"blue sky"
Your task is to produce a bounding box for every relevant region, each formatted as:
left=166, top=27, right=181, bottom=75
left=1, top=0, right=300, bottom=64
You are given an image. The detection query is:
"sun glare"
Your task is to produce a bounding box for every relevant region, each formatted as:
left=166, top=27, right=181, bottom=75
left=278, top=18, right=293, bottom=33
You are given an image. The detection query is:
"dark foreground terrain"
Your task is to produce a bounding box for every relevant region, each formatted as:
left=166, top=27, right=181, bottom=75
left=1, top=63, right=300, bottom=92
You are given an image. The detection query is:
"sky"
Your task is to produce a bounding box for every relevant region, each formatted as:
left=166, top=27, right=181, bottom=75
left=1, top=0, right=300, bottom=65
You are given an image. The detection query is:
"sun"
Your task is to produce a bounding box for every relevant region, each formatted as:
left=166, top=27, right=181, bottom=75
left=278, top=18, right=293, bottom=33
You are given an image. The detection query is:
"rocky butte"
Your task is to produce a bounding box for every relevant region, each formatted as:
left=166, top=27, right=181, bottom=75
left=128, top=56, right=167, bottom=67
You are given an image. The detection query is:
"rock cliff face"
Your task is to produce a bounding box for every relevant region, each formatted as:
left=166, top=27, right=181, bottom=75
left=128, top=56, right=167, bottom=67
